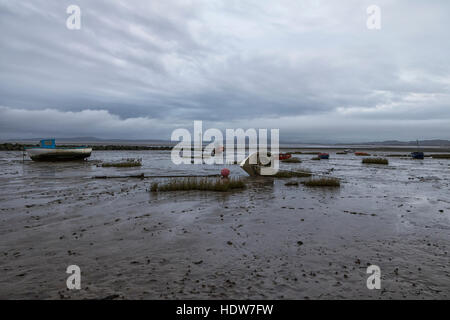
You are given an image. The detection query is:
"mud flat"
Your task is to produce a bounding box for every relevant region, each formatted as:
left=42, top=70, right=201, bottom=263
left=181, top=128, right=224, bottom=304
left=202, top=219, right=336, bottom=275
left=0, top=150, right=449, bottom=299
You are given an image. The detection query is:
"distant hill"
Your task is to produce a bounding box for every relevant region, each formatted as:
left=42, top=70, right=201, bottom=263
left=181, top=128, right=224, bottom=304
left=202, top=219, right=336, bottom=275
left=3, top=137, right=450, bottom=147
left=4, top=137, right=170, bottom=144
left=339, top=140, right=450, bottom=147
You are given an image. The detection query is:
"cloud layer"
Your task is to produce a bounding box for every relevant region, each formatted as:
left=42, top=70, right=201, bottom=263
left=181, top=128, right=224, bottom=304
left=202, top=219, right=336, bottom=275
left=1, top=0, right=449, bottom=141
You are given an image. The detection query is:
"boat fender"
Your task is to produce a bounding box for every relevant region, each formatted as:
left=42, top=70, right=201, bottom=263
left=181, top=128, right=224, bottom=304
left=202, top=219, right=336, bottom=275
left=221, top=168, right=230, bottom=178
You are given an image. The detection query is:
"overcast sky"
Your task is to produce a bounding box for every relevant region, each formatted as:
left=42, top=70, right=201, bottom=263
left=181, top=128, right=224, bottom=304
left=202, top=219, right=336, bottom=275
left=1, top=0, right=449, bottom=142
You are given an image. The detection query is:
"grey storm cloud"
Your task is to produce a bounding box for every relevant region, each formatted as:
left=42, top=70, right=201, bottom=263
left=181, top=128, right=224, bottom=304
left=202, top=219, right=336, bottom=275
left=0, top=0, right=450, bottom=141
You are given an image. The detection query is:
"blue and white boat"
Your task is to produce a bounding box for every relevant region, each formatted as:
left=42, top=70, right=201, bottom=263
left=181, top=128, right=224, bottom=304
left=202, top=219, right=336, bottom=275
left=25, top=139, right=92, bottom=161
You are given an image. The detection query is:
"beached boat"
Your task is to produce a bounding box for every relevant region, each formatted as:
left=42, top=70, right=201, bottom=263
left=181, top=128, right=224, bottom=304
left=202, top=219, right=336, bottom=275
left=318, top=153, right=329, bottom=159
left=25, top=139, right=92, bottom=161
left=411, top=140, right=424, bottom=159
left=277, top=153, right=292, bottom=160
left=240, top=152, right=278, bottom=176
left=411, top=151, right=424, bottom=159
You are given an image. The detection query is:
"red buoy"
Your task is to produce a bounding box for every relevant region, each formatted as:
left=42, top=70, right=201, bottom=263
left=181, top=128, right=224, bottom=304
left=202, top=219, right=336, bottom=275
left=221, top=168, right=230, bottom=178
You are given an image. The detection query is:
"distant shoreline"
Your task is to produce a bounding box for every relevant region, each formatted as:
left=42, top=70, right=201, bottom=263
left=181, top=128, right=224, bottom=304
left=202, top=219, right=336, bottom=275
left=1, top=142, right=450, bottom=153
left=0, top=143, right=172, bottom=151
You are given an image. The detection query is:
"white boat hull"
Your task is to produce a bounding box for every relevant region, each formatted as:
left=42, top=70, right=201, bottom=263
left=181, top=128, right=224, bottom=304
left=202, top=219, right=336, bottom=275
left=26, top=147, right=92, bottom=161
left=239, top=152, right=279, bottom=176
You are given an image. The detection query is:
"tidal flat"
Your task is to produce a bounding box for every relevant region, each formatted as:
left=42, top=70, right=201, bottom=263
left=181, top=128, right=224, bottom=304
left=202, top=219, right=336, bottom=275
left=0, top=150, right=449, bottom=299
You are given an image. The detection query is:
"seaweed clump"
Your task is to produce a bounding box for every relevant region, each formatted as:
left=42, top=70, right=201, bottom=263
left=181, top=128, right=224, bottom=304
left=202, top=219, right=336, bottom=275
left=362, top=158, right=389, bottom=165
left=102, top=158, right=142, bottom=167
left=273, top=169, right=312, bottom=178
left=151, top=177, right=246, bottom=192
left=303, top=177, right=340, bottom=187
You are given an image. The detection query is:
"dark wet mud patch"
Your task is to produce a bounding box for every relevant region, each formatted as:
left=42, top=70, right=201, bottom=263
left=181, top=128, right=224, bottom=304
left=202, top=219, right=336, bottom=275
left=303, top=177, right=340, bottom=187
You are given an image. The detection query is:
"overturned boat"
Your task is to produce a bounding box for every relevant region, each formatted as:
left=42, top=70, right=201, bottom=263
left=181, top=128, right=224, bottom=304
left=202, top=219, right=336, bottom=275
left=25, top=139, right=92, bottom=161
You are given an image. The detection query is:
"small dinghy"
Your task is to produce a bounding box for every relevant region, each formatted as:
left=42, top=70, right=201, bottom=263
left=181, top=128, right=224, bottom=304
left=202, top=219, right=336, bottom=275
left=411, top=151, right=424, bottom=159
left=411, top=140, right=424, bottom=159
left=277, top=153, right=292, bottom=160
left=25, top=139, right=92, bottom=161
left=318, top=153, right=329, bottom=159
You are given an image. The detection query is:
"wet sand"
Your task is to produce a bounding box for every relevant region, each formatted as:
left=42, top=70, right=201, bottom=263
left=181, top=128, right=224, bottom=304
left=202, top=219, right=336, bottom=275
left=0, top=150, right=449, bottom=299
